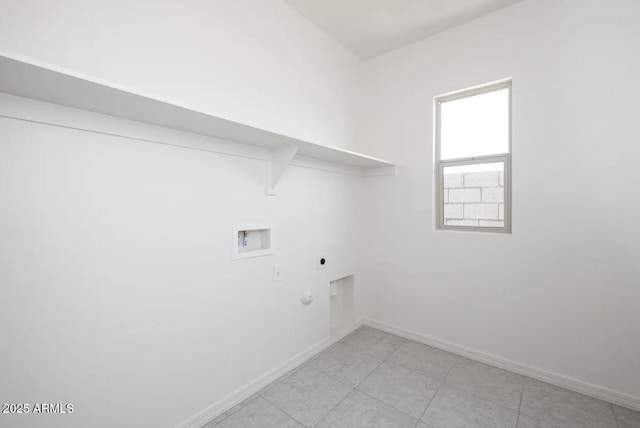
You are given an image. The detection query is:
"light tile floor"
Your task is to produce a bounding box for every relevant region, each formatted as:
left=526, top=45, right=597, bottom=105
left=203, top=326, right=640, bottom=428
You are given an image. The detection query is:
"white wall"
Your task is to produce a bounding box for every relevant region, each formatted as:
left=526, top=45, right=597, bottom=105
left=358, top=0, right=640, bottom=403
left=0, top=95, right=364, bottom=428
left=0, top=2, right=368, bottom=426
left=2, top=0, right=640, bottom=425
left=0, top=0, right=360, bottom=150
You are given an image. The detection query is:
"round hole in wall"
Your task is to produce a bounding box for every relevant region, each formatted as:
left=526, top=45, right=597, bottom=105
left=320, top=258, right=326, bottom=265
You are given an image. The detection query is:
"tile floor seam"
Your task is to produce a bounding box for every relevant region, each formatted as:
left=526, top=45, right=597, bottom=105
left=415, top=354, right=459, bottom=428
left=258, top=367, right=299, bottom=394
left=263, top=364, right=358, bottom=428
left=310, top=386, right=354, bottom=428
left=390, top=341, right=462, bottom=381
left=340, top=342, right=388, bottom=360
left=513, top=404, right=592, bottom=428
left=390, top=359, right=453, bottom=386
left=519, top=408, right=619, bottom=428
left=353, top=384, right=423, bottom=422
left=206, top=410, right=231, bottom=427
left=355, top=358, right=444, bottom=424
left=308, top=340, right=424, bottom=426
left=516, top=376, right=527, bottom=428
left=517, top=407, right=536, bottom=421
left=304, top=361, right=364, bottom=390
left=315, top=338, right=449, bottom=390
left=398, top=336, right=634, bottom=423
left=450, top=354, right=464, bottom=370
left=413, top=381, right=442, bottom=428
left=351, top=337, right=403, bottom=388
left=437, top=382, right=519, bottom=424
left=441, top=361, right=526, bottom=413
left=211, top=328, right=635, bottom=428
left=515, top=375, right=524, bottom=428
left=304, top=357, right=428, bottom=420
left=440, top=355, right=458, bottom=386
left=259, top=391, right=312, bottom=428
left=611, top=402, right=621, bottom=428
left=258, top=365, right=335, bottom=428
left=307, top=343, right=384, bottom=389
left=345, top=336, right=426, bottom=423
left=301, top=361, right=360, bottom=393
left=207, top=394, right=257, bottom=427
left=212, top=396, right=298, bottom=428
left=337, top=328, right=405, bottom=361
left=517, top=395, right=572, bottom=425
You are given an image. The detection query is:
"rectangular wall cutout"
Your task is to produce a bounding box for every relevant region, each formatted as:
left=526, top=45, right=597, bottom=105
left=330, top=275, right=354, bottom=338
left=232, top=224, right=274, bottom=260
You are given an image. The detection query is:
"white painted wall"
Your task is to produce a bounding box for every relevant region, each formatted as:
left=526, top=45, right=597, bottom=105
left=2, top=0, right=640, bottom=424
left=0, top=95, right=364, bottom=428
left=0, top=0, right=360, bottom=150
left=0, top=2, right=368, bottom=426
left=358, top=0, right=640, bottom=402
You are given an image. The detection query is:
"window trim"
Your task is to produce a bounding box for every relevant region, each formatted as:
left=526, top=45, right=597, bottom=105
left=434, top=79, right=512, bottom=233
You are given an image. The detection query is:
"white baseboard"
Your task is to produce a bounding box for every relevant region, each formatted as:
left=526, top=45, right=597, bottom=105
left=176, top=320, right=363, bottom=428
left=364, top=319, right=640, bottom=411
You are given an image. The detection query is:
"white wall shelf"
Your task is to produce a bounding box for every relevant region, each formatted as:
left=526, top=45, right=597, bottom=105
left=0, top=52, right=395, bottom=194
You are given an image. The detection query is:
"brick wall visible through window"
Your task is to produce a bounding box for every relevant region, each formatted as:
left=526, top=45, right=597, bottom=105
left=443, top=170, right=504, bottom=227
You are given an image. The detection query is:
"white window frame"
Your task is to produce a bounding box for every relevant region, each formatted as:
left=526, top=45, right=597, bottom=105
left=434, top=79, right=512, bottom=233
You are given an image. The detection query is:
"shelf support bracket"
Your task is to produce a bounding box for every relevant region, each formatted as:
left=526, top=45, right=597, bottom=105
left=267, top=144, right=299, bottom=195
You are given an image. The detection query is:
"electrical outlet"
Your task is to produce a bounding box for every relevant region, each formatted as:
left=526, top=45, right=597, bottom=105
left=273, top=265, right=282, bottom=282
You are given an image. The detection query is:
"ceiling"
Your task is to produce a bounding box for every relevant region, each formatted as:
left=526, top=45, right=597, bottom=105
left=284, top=0, right=524, bottom=59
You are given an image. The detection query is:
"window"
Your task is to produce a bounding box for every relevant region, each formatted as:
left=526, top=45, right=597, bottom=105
left=435, top=80, right=511, bottom=233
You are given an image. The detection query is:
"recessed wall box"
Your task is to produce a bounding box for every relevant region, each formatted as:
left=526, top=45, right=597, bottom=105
left=232, top=224, right=274, bottom=260
left=330, top=275, right=355, bottom=338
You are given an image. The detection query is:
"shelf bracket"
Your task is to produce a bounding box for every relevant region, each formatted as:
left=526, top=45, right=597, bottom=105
left=267, top=143, right=299, bottom=195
